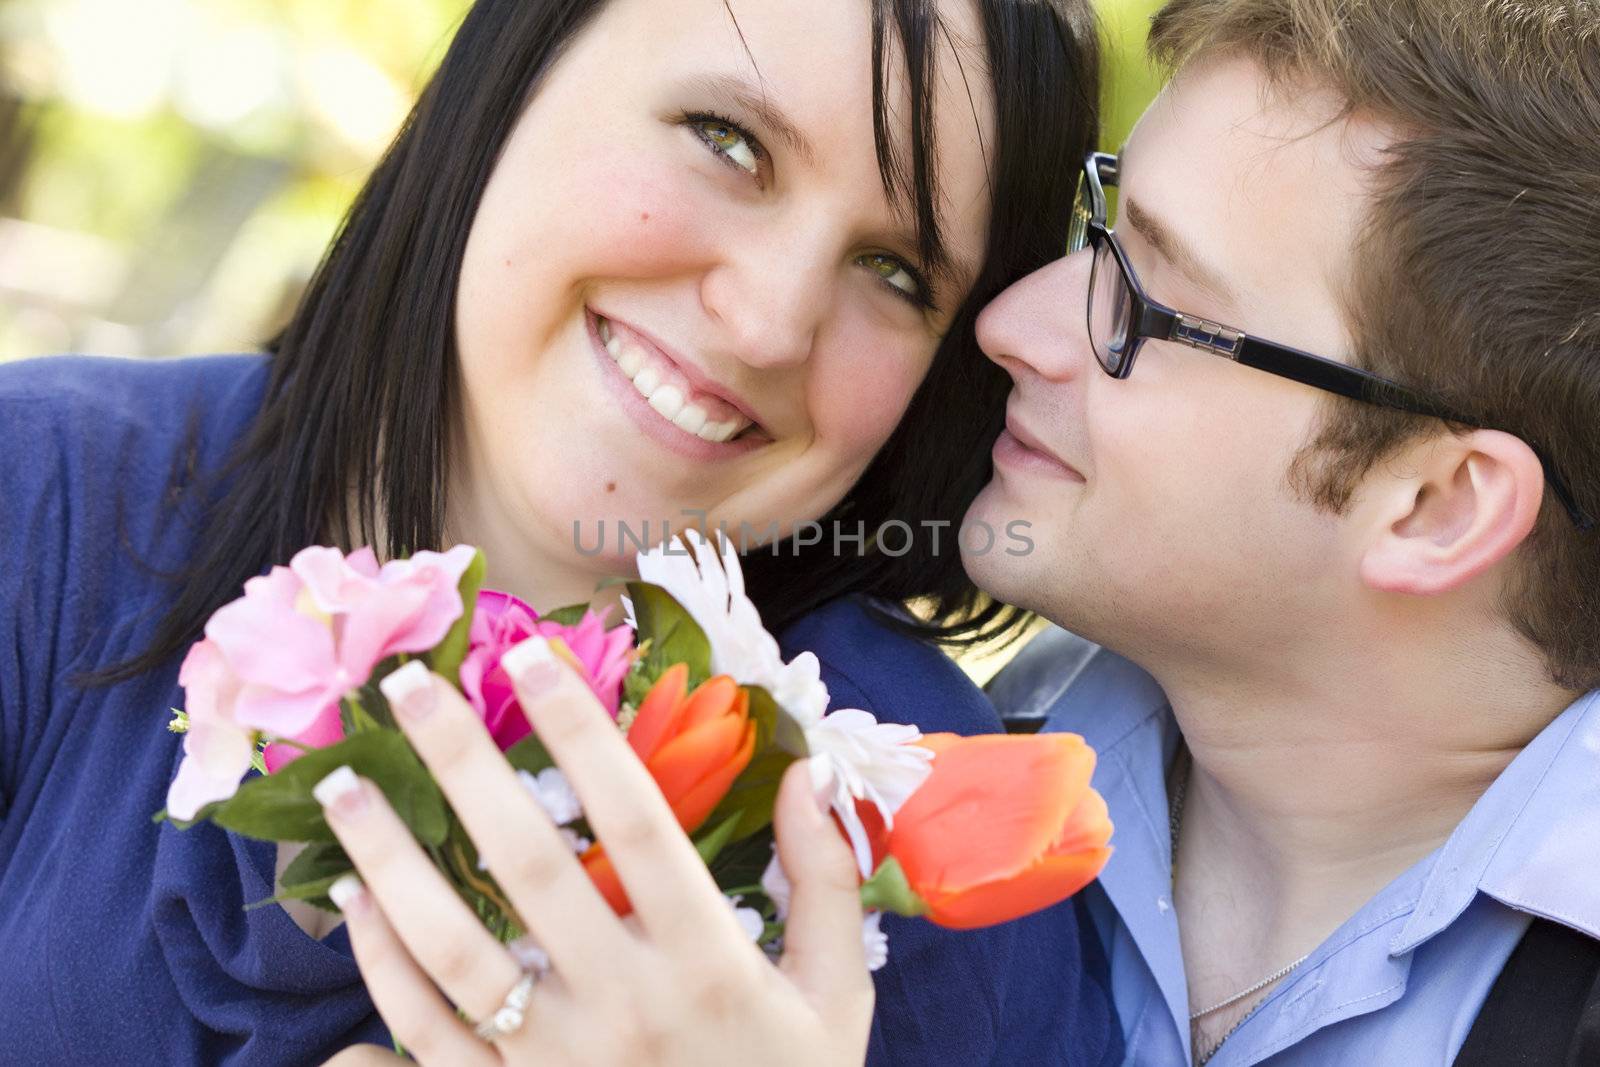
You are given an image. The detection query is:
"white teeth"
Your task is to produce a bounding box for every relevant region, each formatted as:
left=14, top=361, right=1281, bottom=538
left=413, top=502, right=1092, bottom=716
left=673, top=403, right=708, bottom=435
left=600, top=316, right=755, bottom=443
left=647, top=384, right=685, bottom=421
left=632, top=365, right=662, bottom=396
left=616, top=343, right=644, bottom=379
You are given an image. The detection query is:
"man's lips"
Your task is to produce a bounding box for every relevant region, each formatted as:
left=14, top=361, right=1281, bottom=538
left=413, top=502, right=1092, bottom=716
left=996, top=414, right=1085, bottom=481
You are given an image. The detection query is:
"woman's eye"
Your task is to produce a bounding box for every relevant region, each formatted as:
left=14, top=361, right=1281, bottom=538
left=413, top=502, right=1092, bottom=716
left=857, top=252, right=927, bottom=305
left=690, top=117, right=761, bottom=177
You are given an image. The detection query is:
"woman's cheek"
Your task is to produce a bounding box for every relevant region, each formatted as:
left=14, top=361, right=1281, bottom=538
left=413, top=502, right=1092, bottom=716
left=535, top=134, right=724, bottom=277
left=810, top=325, right=933, bottom=456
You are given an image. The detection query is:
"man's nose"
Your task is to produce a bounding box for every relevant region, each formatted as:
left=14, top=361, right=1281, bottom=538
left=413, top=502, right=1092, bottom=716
left=975, top=250, right=1095, bottom=383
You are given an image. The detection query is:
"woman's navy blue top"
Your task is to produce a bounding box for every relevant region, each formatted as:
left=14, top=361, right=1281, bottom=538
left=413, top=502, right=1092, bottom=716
left=0, top=354, right=1119, bottom=1066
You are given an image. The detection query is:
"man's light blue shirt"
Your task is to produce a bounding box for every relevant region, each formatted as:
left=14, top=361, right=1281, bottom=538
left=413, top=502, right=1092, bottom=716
left=1016, top=641, right=1600, bottom=1065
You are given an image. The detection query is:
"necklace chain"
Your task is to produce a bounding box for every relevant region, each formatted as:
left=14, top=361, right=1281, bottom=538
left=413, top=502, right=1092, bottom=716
left=1170, top=747, right=1312, bottom=1064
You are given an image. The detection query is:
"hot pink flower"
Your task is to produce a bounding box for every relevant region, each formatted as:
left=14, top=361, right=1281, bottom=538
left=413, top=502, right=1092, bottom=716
left=194, top=544, right=477, bottom=772
left=460, top=590, right=635, bottom=750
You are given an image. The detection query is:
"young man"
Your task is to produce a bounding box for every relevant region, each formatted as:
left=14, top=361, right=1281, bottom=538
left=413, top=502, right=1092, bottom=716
left=965, top=1, right=1600, bottom=1063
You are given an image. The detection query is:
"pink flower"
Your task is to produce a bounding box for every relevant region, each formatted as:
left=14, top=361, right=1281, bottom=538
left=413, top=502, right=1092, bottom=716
left=166, top=640, right=255, bottom=820
left=194, top=544, right=477, bottom=772
left=460, top=590, right=635, bottom=750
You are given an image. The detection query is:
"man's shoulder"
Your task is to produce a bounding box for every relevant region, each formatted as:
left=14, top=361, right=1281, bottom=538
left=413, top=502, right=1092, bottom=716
left=778, top=597, right=1003, bottom=736
left=988, top=627, right=1170, bottom=750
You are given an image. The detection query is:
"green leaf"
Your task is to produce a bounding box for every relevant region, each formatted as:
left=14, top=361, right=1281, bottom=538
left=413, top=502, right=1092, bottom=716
left=282, top=839, right=353, bottom=889
left=341, top=692, right=384, bottom=734
left=622, top=652, right=655, bottom=710
left=703, top=748, right=796, bottom=842
left=427, top=548, right=487, bottom=686
left=245, top=840, right=355, bottom=912
left=541, top=602, right=589, bottom=627
left=503, top=732, right=556, bottom=777
left=207, top=730, right=449, bottom=846
left=154, top=801, right=221, bottom=829
left=744, top=685, right=809, bottom=758
left=244, top=877, right=345, bottom=914
left=697, top=685, right=806, bottom=843
left=625, top=582, right=711, bottom=689
left=710, top=828, right=776, bottom=892
left=693, top=812, right=742, bottom=866
left=859, top=855, right=929, bottom=918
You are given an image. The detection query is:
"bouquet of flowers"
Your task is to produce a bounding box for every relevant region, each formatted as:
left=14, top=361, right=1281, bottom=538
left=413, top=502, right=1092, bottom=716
left=158, top=530, right=1113, bottom=967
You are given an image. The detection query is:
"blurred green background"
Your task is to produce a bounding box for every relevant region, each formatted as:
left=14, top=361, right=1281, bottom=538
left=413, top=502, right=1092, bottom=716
left=0, top=0, right=1163, bottom=366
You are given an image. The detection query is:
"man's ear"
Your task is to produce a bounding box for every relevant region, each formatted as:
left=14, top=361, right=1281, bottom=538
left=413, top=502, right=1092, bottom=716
left=1358, top=430, right=1545, bottom=596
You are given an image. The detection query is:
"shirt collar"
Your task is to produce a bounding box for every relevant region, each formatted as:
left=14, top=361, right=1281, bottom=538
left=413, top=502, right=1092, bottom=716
left=1043, top=649, right=1192, bottom=1051
left=1034, top=647, right=1600, bottom=954
left=1391, top=688, right=1600, bottom=954
left=1041, top=645, right=1172, bottom=755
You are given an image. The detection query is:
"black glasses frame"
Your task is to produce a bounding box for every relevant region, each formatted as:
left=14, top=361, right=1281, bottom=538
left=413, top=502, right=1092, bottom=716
left=1070, top=151, right=1593, bottom=531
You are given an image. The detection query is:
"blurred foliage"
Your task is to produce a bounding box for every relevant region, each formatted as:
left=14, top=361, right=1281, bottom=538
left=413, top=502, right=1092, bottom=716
left=1099, top=0, right=1165, bottom=154
left=0, top=0, right=469, bottom=362
left=0, top=0, right=1163, bottom=367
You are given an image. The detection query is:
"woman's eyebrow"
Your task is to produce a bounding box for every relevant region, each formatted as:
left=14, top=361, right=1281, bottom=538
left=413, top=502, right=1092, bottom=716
left=686, top=74, right=817, bottom=167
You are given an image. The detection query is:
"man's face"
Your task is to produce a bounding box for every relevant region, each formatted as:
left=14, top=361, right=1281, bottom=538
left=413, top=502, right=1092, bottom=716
left=963, top=55, right=1393, bottom=666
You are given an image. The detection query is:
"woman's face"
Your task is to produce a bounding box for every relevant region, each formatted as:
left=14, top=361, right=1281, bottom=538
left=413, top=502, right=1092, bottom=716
left=452, top=0, right=994, bottom=600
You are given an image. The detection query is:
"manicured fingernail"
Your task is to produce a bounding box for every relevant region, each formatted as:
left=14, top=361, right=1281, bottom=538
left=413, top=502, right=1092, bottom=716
left=328, top=874, right=369, bottom=915
left=380, top=660, right=436, bottom=722
left=501, top=637, right=564, bottom=698
left=313, top=765, right=367, bottom=817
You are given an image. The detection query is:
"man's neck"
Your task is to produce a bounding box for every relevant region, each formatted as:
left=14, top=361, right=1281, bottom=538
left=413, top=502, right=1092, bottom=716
left=1158, top=625, right=1574, bottom=1030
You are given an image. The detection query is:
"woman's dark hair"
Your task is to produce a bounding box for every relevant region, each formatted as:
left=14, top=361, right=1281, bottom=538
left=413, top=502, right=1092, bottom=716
left=94, top=0, right=1098, bottom=686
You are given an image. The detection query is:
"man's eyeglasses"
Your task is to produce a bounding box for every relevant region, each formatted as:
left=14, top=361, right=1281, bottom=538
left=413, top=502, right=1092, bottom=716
left=1068, top=151, right=1594, bottom=531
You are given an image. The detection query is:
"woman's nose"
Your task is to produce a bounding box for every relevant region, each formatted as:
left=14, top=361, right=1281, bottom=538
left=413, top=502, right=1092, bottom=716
left=699, top=230, right=833, bottom=370
left=975, top=250, right=1095, bottom=382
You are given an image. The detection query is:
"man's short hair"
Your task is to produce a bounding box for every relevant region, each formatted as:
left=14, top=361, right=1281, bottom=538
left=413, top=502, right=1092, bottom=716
left=1149, top=0, right=1600, bottom=690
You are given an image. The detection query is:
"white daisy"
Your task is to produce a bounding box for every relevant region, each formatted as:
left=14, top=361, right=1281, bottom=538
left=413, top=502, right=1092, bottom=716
left=861, top=912, right=890, bottom=972
left=633, top=529, right=830, bottom=727
left=805, top=709, right=934, bottom=876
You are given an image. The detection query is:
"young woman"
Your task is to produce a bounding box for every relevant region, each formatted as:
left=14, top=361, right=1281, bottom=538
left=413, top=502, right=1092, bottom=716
left=0, top=0, right=1115, bottom=1063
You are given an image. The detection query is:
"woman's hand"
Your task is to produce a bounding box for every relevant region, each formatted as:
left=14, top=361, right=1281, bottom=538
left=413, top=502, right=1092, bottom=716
left=313, top=640, right=873, bottom=1066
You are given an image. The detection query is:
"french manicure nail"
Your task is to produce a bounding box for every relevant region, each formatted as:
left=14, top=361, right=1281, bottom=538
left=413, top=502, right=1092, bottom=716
left=313, top=765, right=367, bottom=817
left=380, top=660, right=436, bottom=722
left=328, top=874, right=368, bottom=915
left=500, top=636, right=564, bottom=698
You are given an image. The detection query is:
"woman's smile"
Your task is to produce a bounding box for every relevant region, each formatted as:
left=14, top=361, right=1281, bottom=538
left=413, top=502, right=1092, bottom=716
left=585, top=307, right=771, bottom=462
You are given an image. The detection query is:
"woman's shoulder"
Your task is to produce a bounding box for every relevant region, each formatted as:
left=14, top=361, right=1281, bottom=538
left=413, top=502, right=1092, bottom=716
left=0, top=353, right=271, bottom=667
left=0, top=352, right=269, bottom=515
left=0, top=352, right=270, bottom=440
left=777, top=596, right=1003, bottom=736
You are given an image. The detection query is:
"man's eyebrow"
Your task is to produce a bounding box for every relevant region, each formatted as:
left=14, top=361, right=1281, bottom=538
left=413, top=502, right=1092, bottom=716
left=1121, top=197, right=1240, bottom=310
left=687, top=74, right=817, bottom=168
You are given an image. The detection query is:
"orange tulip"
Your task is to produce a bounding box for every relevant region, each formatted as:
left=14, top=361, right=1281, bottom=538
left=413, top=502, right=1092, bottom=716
left=581, top=664, right=757, bottom=914
left=862, top=731, right=1113, bottom=930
